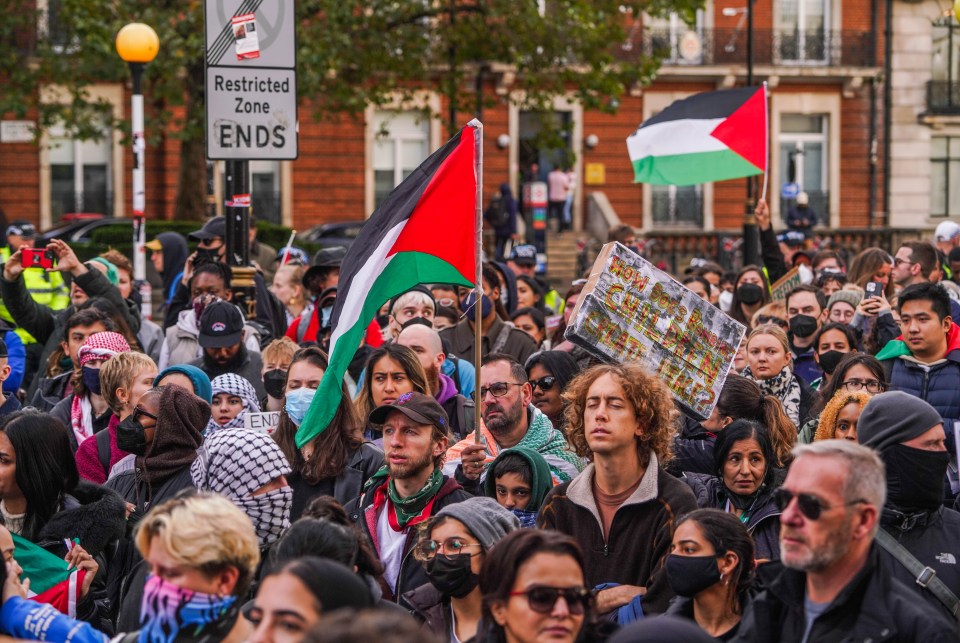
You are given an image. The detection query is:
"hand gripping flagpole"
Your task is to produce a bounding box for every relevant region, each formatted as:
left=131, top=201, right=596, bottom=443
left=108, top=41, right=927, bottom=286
left=468, top=118, right=483, bottom=444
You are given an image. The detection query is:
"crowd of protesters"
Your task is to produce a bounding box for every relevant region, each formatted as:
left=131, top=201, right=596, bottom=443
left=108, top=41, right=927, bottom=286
left=0, top=199, right=953, bottom=643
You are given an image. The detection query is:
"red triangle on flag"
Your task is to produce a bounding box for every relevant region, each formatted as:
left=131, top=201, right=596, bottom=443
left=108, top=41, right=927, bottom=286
left=710, top=87, right=767, bottom=171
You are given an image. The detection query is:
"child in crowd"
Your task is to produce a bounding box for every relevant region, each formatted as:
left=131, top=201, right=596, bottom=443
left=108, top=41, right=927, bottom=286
left=483, top=447, right=554, bottom=528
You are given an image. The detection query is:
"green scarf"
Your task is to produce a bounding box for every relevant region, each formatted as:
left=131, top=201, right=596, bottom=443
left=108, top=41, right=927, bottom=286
left=386, top=467, right=444, bottom=529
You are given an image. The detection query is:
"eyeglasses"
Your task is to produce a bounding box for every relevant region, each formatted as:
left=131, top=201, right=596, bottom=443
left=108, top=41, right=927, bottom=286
left=756, top=315, right=788, bottom=329
left=840, top=378, right=882, bottom=393
left=528, top=376, right=556, bottom=392
left=132, top=408, right=158, bottom=424
left=893, top=257, right=917, bottom=268
left=480, top=382, right=524, bottom=398
left=413, top=538, right=482, bottom=561
left=774, top=488, right=868, bottom=520
left=508, top=586, right=593, bottom=615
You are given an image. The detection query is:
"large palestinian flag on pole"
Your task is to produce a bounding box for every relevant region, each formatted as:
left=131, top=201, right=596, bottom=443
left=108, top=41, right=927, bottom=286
left=627, top=85, right=767, bottom=186
left=295, top=122, right=480, bottom=447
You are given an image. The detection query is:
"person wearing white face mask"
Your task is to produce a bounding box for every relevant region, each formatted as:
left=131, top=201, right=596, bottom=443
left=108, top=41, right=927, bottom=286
left=271, top=346, right=384, bottom=520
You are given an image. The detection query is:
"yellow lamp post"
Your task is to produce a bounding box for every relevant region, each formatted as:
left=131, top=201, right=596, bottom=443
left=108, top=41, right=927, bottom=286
left=116, top=23, right=159, bottom=319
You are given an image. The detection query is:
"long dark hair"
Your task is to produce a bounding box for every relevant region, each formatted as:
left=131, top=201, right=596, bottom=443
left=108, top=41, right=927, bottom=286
left=676, top=508, right=755, bottom=615
left=713, top=420, right=776, bottom=489
left=515, top=275, right=546, bottom=313
left=728, top=265, right=771, bottom=326
left=525, top=350, right=579, bottom=395
left=272, top=347, right=362, bottom=482
left=714, top=375, right=795, bottom=467
left=0, top=412, right=79, bottom=541
left=480, top=530, right=597, bottom=643
left=356, top=344, right=428, bottom=423
left=810, top=353, right=885, bottom=418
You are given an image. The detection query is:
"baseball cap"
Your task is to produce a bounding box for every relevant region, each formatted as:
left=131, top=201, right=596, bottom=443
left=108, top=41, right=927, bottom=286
left=198, top=301, right=244, bottom=348
left=935, top=220, right=960, bottom=242
left=369, top=391, right=449, bottom=435
left=189, top=217, right=227, bottom=242
left=275, top=247, right=309, bottom=265
left=777, top=231, right=806, bottom=247
left=6, top=222, right=36, bottom=239
left=145, top=238, right=164, bottom=252
left=509, top=244, right=537, bottom=266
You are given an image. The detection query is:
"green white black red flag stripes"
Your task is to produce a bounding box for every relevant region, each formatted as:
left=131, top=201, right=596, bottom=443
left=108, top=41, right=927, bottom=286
left=294, top=123, right=480, bottom=448
left=627, top=86, right=767, bottom=186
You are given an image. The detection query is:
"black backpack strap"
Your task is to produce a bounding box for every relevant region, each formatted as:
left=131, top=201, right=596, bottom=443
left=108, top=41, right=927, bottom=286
left=875, top=527, right=960, bottom=620
left=448, top=355, right=463, bottom=394
left=96, top=427, right=112, bottom=478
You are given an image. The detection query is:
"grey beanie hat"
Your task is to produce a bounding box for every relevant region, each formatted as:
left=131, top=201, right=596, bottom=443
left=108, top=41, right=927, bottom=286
left=857, top=391, right=943, bottom=453
left=828, top=289, right=862, bottom=311
left=436, top=497, right=520, bottom=551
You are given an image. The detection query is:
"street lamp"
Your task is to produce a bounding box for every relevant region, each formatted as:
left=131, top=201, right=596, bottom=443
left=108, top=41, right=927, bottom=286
left=116, top=22, right=159, bottom=319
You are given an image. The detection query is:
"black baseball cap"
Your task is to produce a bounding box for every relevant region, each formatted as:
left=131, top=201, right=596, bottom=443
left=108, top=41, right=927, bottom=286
left=198, top=301, right=244, bottom=348
left=508, top=244, right=537, bottom=266
left=189, top=217, right=227, bottom=242
left=369, top=392, right=449, bottom=435
left=6, top=222, right=36, bottom=239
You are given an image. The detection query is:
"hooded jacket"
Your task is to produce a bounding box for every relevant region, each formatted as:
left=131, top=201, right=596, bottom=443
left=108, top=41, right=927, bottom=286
left=482, top=446, right=554, bottom=514
left=538, top=455, right=699, bottom=615
left=159, top=307, right=261, bottom=370
left=731, top=545, right=960, bottom=643
left=440, top=315, right=538, bottom=366
left=346, top=473, right=469, bottom=609
left=153, top=232, right=188, bottom=306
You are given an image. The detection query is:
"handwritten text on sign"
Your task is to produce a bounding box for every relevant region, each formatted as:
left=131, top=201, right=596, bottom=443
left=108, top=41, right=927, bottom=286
left=244, top=411, right=280, bottom=434
left=565, top=242, right=746, bottom=420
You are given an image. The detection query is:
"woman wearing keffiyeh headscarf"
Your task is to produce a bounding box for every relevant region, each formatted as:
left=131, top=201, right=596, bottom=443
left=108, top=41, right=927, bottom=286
left=191, top=428, right=293, bottom=548
left=208, top=374, right=260, bottom=435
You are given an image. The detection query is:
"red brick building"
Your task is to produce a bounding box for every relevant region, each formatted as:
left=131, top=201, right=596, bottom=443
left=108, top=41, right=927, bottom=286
left=1, top=0, right=884, bottom=238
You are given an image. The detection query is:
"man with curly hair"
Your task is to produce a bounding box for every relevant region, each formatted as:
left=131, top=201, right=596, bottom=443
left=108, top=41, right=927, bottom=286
left=538, top=362, right=698, bottom=616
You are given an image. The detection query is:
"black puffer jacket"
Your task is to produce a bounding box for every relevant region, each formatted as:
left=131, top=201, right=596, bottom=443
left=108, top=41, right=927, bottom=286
left=731, top=545, right=960, bottom=643
left=682, top=473, right=782, bottom=562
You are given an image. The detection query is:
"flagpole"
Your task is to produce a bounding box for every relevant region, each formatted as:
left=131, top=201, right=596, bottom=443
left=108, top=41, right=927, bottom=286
left=760, top=81, right=769, bottom=202
left=468, top=118, right=483, bottom=444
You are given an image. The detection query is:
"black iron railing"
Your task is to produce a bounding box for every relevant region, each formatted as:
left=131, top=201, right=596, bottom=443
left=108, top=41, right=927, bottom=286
left=626, top=28, right=876, bottom=68
left=927, top=81, right=960, bottom=114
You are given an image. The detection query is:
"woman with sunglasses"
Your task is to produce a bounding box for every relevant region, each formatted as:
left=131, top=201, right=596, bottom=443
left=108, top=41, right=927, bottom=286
left=681, top=421, right=783, bottom=562
left=524, top=351, right=579, bottom=430
left=742, top=324, right=816, bottom=428
left=406, top=497, right=520, bottom=642
left=477, top=529, right=601, bottom=643
left=750, top=302, right=788, bottom=330
left=663, top=509, right=756, bottom=641
left=797, top=353, right=885, bottom=444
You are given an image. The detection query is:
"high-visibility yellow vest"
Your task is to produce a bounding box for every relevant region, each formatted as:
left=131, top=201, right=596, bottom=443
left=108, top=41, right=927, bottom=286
left=0, top=246, right=70, bottom=344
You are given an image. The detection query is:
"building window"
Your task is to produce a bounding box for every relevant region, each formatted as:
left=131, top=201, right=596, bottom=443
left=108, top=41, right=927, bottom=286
left=373, top=111, right=430, bottom=209
left=930, top=19, right=960, bottom=113
left=48, top=121, right=112, bottom=221
left=776, top=0, right=828, bottom=64
left=778, top=114, right=828, bottom=224
left=644, top=11, right=705, bottom=65
left=931, top=137, right=960, bottom=216
left=651, top=184, right=703, bottom=227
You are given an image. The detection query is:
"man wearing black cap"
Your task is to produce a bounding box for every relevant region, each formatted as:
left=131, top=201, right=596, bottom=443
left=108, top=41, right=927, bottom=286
left=0, top=338, right=20, bottom=418
left=166, top=217, right=286, bottom=340
left=347, top=392, right=470, bottom=608
left=858, top=391, right=960, bottom=619
left=189, top=300, right=266, bottom=399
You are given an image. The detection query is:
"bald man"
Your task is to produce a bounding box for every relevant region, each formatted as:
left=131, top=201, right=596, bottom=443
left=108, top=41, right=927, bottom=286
left=397, top=323, right=475, bottom=441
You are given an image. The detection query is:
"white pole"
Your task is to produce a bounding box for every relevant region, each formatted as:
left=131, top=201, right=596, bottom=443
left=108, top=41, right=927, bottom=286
left=130, top=69, right=152, bottom=319
left=467, top=118, right=483, bottom=443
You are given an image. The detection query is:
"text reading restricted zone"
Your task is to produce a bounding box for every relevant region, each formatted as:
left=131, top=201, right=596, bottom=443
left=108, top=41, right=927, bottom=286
left=206, top=66, right=297, bottom=160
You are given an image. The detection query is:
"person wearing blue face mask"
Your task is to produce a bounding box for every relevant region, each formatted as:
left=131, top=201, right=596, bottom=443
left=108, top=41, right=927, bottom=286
left=272, top=346, right=384, bottom=520
left=439, top=263, right=538, bottom=367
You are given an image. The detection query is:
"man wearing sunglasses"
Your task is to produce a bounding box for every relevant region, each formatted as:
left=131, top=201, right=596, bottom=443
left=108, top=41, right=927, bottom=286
left=736, top=441, right=957, bottom=642
left=857, top=391, right=960, bottom=619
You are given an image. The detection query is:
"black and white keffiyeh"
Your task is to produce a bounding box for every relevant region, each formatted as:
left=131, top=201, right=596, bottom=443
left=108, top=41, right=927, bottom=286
left=208, top=373, right=261, bottom=434
left=191, top=428, right=293, bottom=545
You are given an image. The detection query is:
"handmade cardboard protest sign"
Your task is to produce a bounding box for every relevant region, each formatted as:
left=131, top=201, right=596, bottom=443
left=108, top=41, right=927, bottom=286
left=244, top=411, right=280, bottom=434
left=770, top=266, right=801, bottom=302
left=565, top=242, right=746, bottom=420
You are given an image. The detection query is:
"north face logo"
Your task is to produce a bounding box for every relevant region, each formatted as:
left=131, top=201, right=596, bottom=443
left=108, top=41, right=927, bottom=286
left=936, top=553, right=957, bottom=565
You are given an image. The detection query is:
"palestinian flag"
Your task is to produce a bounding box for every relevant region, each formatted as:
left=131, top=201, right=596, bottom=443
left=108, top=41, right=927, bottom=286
left=295, top=122, right=480, bottom=447
left=627, top=85, right=767, bottom=186
left=12, top=534, right=86, bottom=617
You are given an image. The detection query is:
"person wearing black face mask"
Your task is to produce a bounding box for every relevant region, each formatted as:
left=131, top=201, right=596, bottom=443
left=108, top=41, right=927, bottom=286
left=785, top=285, right=828, bottom=384
left=405, top=497, right=519, bottom=642
left=664, top=509, right=756, bottom=641
left=857, top=391, right=960, bottom=619
left=259, top=337, right=297, bottom=412
left=728, top=267, right=770, bottom=327
left=809, top=322, right=858, bottom=391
